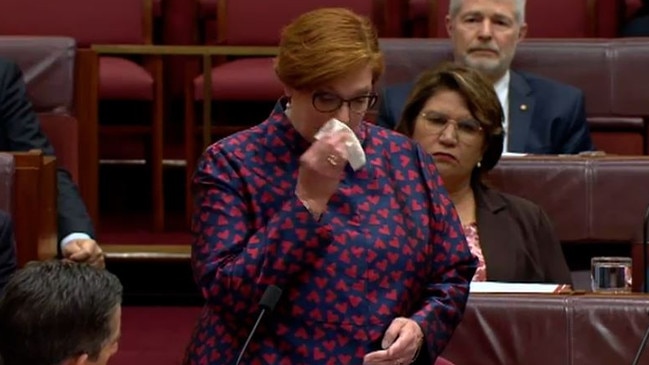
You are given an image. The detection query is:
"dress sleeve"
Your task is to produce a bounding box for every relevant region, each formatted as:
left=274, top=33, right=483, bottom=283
left=191, top=146, right=333, bottom=309
left=407, top=146, right=478, bottom=360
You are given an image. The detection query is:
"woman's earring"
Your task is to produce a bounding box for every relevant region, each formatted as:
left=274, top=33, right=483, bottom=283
left=477, top=161, right=482, bottom=168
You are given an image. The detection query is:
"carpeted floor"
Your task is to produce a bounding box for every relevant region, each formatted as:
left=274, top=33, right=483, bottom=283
left=112, top=306, right=203, bottom=365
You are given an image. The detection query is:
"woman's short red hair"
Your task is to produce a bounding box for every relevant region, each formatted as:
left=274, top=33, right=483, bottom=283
left=274, top=7, right=384, bottom=91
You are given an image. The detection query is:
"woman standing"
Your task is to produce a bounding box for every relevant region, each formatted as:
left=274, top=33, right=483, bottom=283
left=184, top=8, right=476, bottom=365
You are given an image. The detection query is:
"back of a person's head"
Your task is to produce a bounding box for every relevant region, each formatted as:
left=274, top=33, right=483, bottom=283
left=0, top=261, right=123, bottom=365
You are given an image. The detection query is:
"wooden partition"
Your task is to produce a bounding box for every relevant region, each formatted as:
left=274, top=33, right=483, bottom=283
left=73, top=48, right=99, bottom=226
left=11, top=150, right=58, bottom=267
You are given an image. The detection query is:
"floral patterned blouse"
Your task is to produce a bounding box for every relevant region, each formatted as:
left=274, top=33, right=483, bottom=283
left=464, top=222, right=487, bottom=282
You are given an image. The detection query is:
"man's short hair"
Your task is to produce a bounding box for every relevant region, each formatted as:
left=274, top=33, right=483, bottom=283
left=449, top=0, right=527, bottom=23
left=0, top=261, right=123, bottom=365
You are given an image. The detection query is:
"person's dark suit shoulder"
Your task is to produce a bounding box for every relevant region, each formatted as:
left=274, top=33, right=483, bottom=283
left=514, top=70, right=593, bottom=153
left=477, top=185, right=572, bottom=285
left=518, top=71, right=583, bottom=102
left=0, top=58, right=16, bottom=74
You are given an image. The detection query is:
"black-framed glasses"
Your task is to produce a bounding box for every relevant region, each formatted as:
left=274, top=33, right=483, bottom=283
left=312, top=91, right=378, bottom=114
left=419, top=111, right=483, bottom=138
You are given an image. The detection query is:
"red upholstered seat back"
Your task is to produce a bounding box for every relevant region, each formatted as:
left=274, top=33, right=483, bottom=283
left=0, top=36, right=76, bottom=113
left=422, top=0, right=622, bottom=38
left=0, top=0, right=147, bottom=46
left=217, top=0, right=376, bottom=45
left=0, top=36, right=81, bottom=183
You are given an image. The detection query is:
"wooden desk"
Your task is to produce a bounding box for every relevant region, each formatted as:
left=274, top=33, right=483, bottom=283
left=12, top=150, right=58, bottom=266
left=103, top=244, right=190, bottom=261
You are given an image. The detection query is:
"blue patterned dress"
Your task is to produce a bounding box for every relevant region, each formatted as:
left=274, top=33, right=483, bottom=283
left=184, top=102, right=477, bottom=365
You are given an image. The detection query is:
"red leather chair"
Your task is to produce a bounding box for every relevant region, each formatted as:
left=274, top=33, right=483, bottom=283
left=195, top=0, right=395, bottom=44
left=183, top=0, right=387, bottom=219
left=409, top=0, right=623, bottom=38
left=188, top=0, right=384, bottom=111
left=0, top=36, right=90, bottom=205
left=0, top=0, right=166, bottom=231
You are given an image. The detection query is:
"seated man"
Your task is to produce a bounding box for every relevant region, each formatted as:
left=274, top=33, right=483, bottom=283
left=0, top=57, right=103, bottom=267
left=378, top=0, right=595, bottom=154
left=0, top=210, right=16, bottom=294
left=0, top=260, right=122, bottom=365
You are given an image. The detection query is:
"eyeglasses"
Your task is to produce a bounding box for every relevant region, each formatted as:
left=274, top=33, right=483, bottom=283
left=312, top=91, right=378, bottom=114
left=419, top=111, right=483, bottom=139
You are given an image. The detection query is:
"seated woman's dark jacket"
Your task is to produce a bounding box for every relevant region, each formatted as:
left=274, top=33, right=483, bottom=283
left=474, top=184, right=572, bottom=285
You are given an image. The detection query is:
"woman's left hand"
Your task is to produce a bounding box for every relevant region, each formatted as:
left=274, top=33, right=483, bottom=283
left=363, top=317, right=424, bottom=365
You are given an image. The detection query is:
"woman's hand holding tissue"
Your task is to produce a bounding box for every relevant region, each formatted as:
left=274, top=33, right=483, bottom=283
left=296, top=131, right=350, bottom=218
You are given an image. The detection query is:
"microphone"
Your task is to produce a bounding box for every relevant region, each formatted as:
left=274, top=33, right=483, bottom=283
left=643, top=203, right=649, bottom=293
left=234, top=285, right=283, bottom=365
left=631, top=311, right=649, bottom=365
left=632, top=205, right=649, bottom=365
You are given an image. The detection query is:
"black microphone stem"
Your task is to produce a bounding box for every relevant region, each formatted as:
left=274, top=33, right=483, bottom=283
left=234, top=308, right=268, bottom=365
left=234, top=285, right=282, bottom=365
left=631, top=312, right=649, bottom=365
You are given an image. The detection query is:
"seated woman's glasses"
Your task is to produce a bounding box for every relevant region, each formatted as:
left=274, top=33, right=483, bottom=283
left=420, top=111, right=483, bottom=138
left=312, top=91, right=378, bottom=114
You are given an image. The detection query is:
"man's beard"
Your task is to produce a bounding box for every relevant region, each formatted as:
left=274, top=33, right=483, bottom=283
left=463, top=55, right=506, bottom=78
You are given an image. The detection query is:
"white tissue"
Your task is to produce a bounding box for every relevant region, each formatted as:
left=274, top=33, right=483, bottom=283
left=313, top=118, right=366, bottom=171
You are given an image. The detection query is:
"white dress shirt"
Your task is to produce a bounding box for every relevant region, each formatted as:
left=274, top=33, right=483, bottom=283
left=61, top=233, right=91, bottom=249
left=493, top=71, right=510, bottom=152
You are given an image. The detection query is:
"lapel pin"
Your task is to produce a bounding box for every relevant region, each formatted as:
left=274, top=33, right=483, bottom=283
left=520, top=104, right=528, bottom=111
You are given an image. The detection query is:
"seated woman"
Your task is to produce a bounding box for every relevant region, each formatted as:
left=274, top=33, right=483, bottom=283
left=396, top=63, right=572, bottom=285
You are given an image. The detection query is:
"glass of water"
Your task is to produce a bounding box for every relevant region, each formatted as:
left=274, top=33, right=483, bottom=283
left=591, top=256, right=632, bottom=293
